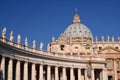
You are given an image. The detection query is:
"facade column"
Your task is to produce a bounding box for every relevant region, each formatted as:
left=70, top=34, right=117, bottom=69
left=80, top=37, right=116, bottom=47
left=1, top=57, right=5, bottom=80
left=16, top=60, right=20, bottom=80
left=55, top=66, right=58, bottom=80
left=102, top=69, right=106, bottom=80
left=8, top=59, right=13, bottom=80
left=62, top=67, right=66, bottom=80
left=91, top=68, right=95, bottom=80
left=47, top=65, right=51, bottom=80
left=78, top=68, right=81, bottom=80
left=100, top=70, right=102, bottom=80
left=39, top=64, right=43, bottom=80
left=70, top=67, right=73, bottom=80
left=114, top=59, right=117, bottom=80
left=32, top=63, right=36, bottom=80
left=24, top=62, right=28, bottom=80
left=85, top=68, right=88, bottom=80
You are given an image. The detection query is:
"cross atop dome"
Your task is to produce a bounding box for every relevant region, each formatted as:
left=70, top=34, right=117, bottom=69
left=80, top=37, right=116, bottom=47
left=73, top=8, right=81, bottom=23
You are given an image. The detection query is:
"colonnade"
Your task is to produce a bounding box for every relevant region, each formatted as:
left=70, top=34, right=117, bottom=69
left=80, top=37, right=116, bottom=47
left=0, top=56, right=106, bottom=80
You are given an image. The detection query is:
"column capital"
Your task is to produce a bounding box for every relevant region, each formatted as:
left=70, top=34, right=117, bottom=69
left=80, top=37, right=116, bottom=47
left=47, top=65, right=51, bottom=67
left=103, top=68, right=107, bottom=70
left=91, top=67, right=94, bottom=70
left=113, top=58, right=117, bottom=61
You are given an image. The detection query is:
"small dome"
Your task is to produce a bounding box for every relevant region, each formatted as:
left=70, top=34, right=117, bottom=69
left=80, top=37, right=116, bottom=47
left=63, top=10, right=93, bottom=39
left=63, top=23, right=93, bottom=39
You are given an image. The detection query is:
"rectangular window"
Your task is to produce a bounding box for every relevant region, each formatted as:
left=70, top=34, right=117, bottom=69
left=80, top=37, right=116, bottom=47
left=60, top=45, right=64, bottom=51
left=99, top=47, right=102, bottom=50
left=106, top=60, right=112, bottom=68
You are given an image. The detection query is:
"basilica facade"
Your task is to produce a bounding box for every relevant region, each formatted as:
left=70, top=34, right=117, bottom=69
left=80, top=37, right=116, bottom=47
left=0, top=11, right=119, bottom=80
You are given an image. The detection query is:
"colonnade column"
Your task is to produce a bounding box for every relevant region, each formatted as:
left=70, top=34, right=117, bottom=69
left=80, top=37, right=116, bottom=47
left=47, top=65, right=51, bottom=80
left=55, top=66, right=58, bottom=80
left=70, top=67, right=73, bottom=80
left=1, top=57, right=5, bottom=80
left=39, top=64, right=43, bottom=80
left=32, top=63, right=36, bottom=80
left=8, top=59, right=13, bottom=80
left=91, top=68, right=95, bottom=80
left=78, top=68, right=81, bottom=80
left=85, top=68, right=87, bottom=80
left=24, top=62, right=28, bottom=80
left=63, top=67, right=66, bottom=80
left=16, top=60, right=20, bottom=80
left=114, top=59, right=117, bottom=80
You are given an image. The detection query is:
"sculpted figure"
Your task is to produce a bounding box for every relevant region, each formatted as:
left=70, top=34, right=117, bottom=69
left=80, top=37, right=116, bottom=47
left=9, top=31, right=14, bottom=42
left=52, top=36, right=55, bottom=42
left=101, top=36, right=104, bottom=42
left=40, top=42, right=44, bottom=50
left=17, top=34, right=21, bottom=44
left=2, top=27, right=7, bottom=39
left=33, top=40, right=36, bottom=49
left=25, top=37, right=28, bottom=46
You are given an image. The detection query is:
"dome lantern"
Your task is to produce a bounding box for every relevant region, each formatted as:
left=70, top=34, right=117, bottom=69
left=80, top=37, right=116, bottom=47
left=73, top=9, right=81, bottom=23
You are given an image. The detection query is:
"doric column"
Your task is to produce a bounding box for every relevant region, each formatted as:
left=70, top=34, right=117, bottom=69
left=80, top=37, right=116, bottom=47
left=63, top=67, right=66, bottom=80
left=47, top=65, right=51, bottom=80
left=24, top=62, right=28, bottom=80
left=55, top=66, right=58, bottom=80
left=91, top=68, right=95, bottom=80
left=1, top=57, right=5, bottom=80
left=32, top=63, right=36, bottom=80
left=114, top=59, right=117, bottom=80
left=70, top=67, right=73, bottom=80
left=85, top=68, right=87, bottom=80
left=39, top=64, right=43, bottom=80
left=78, top=68, right=81, bottom=80
left=16, top=60, right=20, bottom=80
left=8, top=59, right=13, bottom=80
left=100, top=70, right=102, bottom=80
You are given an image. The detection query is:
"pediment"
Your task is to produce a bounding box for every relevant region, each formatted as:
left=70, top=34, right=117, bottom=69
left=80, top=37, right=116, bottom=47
left=98, top=46, right=120, bottom=53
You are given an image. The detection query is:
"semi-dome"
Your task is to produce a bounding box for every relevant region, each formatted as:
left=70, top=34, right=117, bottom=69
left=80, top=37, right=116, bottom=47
left=63, top=10, right=93, bottom=39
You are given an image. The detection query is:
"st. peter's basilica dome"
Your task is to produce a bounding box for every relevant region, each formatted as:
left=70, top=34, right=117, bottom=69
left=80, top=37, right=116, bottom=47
left=63, top=10, right=93, bottom=39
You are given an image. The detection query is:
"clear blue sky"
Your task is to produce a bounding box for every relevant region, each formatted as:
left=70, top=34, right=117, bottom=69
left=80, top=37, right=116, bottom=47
left=0, top=0, right=120, bottom=50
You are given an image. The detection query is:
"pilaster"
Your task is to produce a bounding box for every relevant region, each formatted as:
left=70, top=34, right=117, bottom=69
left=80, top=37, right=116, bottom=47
left=114, top=59, right=117, bottom=80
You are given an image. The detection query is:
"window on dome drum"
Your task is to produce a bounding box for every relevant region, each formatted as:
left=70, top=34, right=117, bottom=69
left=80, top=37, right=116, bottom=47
left=115, top=47, right=118, bottom=49
left=86, top=47, right=90, bottom=49
left=60, top=45, right=64, bottom=51
left=99, top=47, right=101, bottom=50
left=75, top=47, right=78, bottom=50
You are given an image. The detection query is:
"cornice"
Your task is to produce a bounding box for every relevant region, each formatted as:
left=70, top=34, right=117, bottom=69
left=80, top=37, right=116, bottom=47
left=0, top=40, right=105, bottom=64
